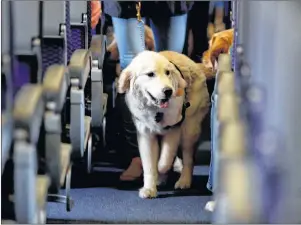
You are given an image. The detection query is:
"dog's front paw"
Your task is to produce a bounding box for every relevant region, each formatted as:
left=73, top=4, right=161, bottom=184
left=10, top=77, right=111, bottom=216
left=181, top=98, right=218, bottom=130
left=175, top=175, right=192, bottom=189
left=139, top=187, right=157, bottom=199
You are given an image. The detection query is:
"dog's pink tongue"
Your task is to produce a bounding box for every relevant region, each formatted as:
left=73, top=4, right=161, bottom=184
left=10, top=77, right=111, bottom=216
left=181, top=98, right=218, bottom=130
left=160, top=102, right=169, bottom=108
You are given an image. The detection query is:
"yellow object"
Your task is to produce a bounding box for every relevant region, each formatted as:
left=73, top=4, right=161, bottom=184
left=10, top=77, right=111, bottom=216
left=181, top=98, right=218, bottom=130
left=136, top=2, right=142, bottom=22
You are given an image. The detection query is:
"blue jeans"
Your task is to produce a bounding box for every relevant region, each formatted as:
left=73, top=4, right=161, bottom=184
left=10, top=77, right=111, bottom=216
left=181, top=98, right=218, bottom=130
left=209, top=1, right=229, bottom=15
left=112, top=14, right=188, bottom=159
left=111, top=18, right=146, bottom=70
left=112, top=14, right=188, bottom=70
left=207, top=73, right=219, bottom=192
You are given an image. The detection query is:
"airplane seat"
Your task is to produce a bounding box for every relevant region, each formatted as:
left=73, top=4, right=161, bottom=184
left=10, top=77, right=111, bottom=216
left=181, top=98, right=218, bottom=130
left=40, top=0, right=75, bottom=212
left=43, top=65, right=73, bottom=212
left=69, top=1, right=107, bottom=167
left=0, top=2, right=54, bottom=223
left=41, top=1, right=70, bottom=75
left=13, top=84, right=50, bottom=224
left=1, top=2, right=13, bottom=171
left=70, top=1, right=88, bottom=51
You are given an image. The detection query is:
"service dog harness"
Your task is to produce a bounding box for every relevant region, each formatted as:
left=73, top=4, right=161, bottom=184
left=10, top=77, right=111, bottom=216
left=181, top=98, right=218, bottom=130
left=155, top=62, right=190, bottom=130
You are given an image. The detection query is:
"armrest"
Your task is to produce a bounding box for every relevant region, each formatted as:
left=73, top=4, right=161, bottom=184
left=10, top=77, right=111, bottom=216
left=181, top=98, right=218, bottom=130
left=69, top=49, right=91, bottom=88
left=36, top=175, right=50, bottom=209
left=217, top=94, right=240, bottom=123
left=13, top=84, right=44, bottom=143
left=217, top=54, right=232, bottom=72
left=43, top=65, right=68, bottom=113
left=217, top=71, right=235, bottom=94
left=70, top=22, right=85, bottom=27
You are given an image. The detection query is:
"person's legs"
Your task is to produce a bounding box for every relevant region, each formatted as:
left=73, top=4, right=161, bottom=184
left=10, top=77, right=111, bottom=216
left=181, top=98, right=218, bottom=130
left=188, top=1, right=210, bottom=61
left=111, top=17, right=145, bottom=181
left=112, top=17, right=146, bottom=69
left=150, top=14, right=188, bottom=53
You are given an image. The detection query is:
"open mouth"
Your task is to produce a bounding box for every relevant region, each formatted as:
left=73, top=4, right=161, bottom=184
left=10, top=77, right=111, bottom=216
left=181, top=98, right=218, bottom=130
left=147, top=91, right=169, bottom=108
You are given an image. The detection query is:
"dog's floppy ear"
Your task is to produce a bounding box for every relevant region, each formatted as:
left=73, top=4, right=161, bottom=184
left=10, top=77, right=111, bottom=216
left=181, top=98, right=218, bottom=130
left=169, top=62, right=187, bottom=89
left=177, top=74, right=187, bottom=89
left=118, top=67, right=132, bottom=93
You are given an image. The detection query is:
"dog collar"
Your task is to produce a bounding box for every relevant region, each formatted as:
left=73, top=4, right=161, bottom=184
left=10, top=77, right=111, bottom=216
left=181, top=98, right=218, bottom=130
left=155, top=61, right=191, bottom=130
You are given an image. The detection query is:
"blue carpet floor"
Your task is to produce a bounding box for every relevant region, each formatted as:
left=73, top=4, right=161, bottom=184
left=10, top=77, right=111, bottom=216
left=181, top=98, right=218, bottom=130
left=47, top=165, right=212, bottom=223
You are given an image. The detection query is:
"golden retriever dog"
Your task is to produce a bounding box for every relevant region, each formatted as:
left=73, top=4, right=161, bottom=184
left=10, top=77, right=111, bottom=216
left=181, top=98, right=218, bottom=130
left=118, top=50, right=210, bottom=198
left=202, top=28, right=234, bottom=75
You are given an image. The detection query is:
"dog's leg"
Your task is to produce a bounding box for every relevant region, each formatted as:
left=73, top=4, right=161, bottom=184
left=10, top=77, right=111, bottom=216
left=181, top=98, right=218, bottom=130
left=175, top=120, right=200, bottom=189
left=175, top=143, right=194, bottom=189
left=158, top=128, right=181, bottom=174
left=137, top=132, right=159, bottom=199
left=173, top=156, right=183, bottom=173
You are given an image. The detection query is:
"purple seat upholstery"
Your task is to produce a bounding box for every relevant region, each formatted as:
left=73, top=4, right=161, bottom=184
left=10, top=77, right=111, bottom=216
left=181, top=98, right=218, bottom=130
left=41, top=1, right=71, bottom=76
left=65, top=1, right=72, bottom=63
left=1, top=72, right=7, bottom=110
left=87, top=1, right=92, bottom=48
left=71, top=25, right=85, bottom=53
left=13, top=58, right=31, bottom=97
left=41, top=39, right=64, bottom=76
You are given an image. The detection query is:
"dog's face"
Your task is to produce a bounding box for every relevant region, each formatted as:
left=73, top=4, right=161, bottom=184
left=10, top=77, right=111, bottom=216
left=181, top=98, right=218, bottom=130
left=118, top=51, right=186, bottom=108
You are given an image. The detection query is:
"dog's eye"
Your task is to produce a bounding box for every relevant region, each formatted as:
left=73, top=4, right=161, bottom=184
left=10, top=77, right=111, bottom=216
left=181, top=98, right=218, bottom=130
left=165, top=70, right=170, bottom=76
left=146, top=72, right=155, bottom=77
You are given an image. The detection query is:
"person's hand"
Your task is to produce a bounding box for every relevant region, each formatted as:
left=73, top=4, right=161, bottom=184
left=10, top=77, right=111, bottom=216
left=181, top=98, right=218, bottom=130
left=91, top=1, right=101, bottom=29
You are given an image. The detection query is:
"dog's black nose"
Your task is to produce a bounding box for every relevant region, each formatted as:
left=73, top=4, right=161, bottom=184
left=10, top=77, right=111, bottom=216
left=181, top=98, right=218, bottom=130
left=163, top=88, right=173, bottom=98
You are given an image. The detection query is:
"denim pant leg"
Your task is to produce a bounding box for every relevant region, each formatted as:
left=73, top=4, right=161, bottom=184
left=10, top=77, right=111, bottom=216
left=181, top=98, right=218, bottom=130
left=207, top=101, right=215, bottom=192
left=112, top=17, right=146, bottom=69
left=150, top=14, right=188, bottom=53
left=112, top=17, right=146, bottom=159
left=207, top=78, right=219, bottom=192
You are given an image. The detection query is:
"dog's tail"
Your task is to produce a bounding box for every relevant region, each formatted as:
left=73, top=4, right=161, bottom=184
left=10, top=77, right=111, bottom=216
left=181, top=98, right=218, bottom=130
left=196, top=63, right=216, bottom=80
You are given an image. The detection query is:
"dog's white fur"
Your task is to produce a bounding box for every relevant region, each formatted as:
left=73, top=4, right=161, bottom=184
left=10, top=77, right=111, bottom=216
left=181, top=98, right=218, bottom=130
left=118, top=51, right=210, bottom=198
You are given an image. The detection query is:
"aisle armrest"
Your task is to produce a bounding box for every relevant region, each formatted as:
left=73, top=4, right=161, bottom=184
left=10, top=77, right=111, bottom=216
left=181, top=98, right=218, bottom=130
left=43, top=65, right=68, bottom=191
left=69, top=49, right=91, bottom=158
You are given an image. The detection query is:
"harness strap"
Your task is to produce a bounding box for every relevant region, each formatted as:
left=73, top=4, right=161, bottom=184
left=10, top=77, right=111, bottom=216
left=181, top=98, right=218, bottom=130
left=161, top=61, right=190, bottom=130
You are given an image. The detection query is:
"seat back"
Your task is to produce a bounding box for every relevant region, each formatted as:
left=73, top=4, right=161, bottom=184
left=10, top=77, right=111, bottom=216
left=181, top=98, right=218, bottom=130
left=1, top=0, right=10, bottom=55
left=87, top=2, right=92, bottom=47
left=1, top=0, right=14, bottom=171
left=1, top=0, right=10, bottom=109
left=14, top=1, right=39, bottom=52
left=13, top=1, right=42, bottom=88
left=42, top=1, right=71, bottom=75
left=70, top=1, right=87, bottom=23
left=70, top=1, right=88, bottom=52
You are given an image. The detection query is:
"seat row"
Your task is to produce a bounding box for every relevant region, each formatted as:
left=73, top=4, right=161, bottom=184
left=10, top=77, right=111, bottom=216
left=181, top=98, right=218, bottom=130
left=1, top=1, right=107, bottom=223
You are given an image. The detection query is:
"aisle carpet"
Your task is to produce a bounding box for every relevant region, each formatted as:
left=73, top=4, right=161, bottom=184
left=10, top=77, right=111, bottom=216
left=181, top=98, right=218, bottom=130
left=47, top=164, right=212, bottom=224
